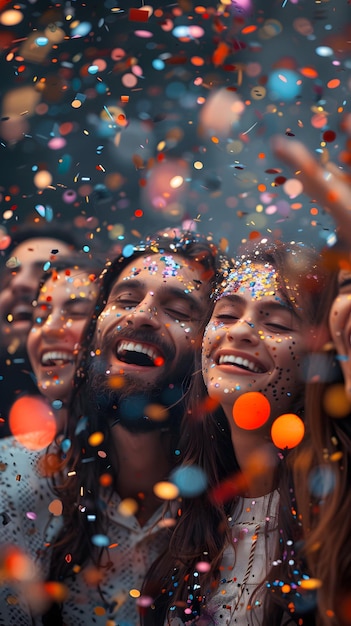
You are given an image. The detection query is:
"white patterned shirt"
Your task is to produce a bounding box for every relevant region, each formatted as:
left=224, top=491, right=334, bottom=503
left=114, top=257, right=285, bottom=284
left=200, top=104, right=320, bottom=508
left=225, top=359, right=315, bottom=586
left=0, top=436, right=170, bottom=626
left=169, top=491, right=280, bottom=626
left=60, top=491, right=170, bottom=626
left=0, top=436, right=62, bottom=625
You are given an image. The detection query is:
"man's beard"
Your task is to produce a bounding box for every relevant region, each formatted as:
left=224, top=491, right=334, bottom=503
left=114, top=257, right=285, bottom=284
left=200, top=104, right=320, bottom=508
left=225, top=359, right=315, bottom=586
left=86, top=345, right=193, bottom=434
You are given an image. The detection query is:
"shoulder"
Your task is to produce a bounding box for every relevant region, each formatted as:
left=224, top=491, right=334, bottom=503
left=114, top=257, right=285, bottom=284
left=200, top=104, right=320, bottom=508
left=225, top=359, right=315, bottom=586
left=0, top=436, right=44, bottom=478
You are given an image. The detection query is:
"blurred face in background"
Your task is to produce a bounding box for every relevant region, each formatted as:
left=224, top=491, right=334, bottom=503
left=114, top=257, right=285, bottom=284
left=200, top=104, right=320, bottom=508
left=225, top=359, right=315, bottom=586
left=0, top=238, right=72, bottom=352
left=27, top=268, right=98, bottom=404
left=329, top=268, right=351, bottom=403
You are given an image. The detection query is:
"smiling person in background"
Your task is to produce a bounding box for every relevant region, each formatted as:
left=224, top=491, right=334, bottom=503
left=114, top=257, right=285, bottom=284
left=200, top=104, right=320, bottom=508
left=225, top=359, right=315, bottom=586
left=141, top=239, right=327, bottom=626
left=0, top=224, right=80, bottom=437
left=270, top=135, right=351, bottom=626
left=0, top=225, right=79, bottom=353
left=0, top=255, right=103, bottom=625
left=26, top=256, right=102, bottom=427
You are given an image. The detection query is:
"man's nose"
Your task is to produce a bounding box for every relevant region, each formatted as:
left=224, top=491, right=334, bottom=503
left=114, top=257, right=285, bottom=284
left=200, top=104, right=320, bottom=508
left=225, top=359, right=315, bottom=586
left=10, top=266, right=41, bottom=299
left=125, top=296, right=161, bottom=329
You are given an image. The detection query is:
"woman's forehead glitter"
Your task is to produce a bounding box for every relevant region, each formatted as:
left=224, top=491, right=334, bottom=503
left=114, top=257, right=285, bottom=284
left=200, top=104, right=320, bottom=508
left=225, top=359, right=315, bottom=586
left=214, top=260, right=300, bottom=311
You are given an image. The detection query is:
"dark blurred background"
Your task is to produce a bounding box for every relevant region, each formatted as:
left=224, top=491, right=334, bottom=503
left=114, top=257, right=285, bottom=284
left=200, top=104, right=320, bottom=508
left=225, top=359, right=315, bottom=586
left=0, top=0, right=349, bottom=257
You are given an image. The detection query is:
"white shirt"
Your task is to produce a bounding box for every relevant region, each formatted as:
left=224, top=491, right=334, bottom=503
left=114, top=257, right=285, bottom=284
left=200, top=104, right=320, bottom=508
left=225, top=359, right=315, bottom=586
left=169, top=491, right=280, bottom=626
left=60, top=491, right=170, bottom=626
left=0, top=437, right=170, bottom=626
left=0, top=436, right=62, bottom=626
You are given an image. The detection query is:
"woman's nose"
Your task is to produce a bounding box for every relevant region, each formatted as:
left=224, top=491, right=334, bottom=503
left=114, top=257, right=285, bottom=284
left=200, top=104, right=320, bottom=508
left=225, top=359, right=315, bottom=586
left=226, top=318, right=259, bottom=345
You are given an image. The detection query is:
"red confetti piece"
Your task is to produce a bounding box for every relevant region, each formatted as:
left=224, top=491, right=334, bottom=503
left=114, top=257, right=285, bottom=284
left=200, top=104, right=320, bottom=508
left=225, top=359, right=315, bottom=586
left=212, top=42, right=231, bottom=67
left=323, top=130, right=336, bottom=143
left=154, top=356, right=164, bottom=367
left=128, top=8, right=149, bottom=22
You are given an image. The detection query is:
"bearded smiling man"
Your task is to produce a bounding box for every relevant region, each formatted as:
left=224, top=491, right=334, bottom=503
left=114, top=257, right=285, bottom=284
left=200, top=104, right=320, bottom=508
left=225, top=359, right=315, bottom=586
left=89, top=247, right=212, bottom=428
left=36, top=230, right=224, bottom=626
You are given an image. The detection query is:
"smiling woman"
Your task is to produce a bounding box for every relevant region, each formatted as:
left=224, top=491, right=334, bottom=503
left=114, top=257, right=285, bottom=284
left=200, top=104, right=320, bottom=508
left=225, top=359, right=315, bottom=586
left=142, top=239, right=328, bottom=626
left=288, top=248, right=351, bottom=626
left=27, top=256, right=102, bottom=410
left=203, top=260, right=307, bottom=424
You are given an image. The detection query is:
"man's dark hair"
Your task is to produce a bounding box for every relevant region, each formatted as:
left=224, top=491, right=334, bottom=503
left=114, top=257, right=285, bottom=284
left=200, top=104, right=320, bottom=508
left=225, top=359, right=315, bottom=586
left=3, top=222, right=82, bottom=256
left=46, top=229, right=226, bottom=588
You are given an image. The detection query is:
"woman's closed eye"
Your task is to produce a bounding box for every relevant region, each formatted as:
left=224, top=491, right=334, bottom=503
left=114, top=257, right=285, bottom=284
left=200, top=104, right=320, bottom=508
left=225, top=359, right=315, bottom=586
left=63, top=306, right=91, bottom=318
left=214, top=313, right=240, bottom=322
left=265, top=322, right=293, bottom=332
left=338, top=277, right=351, bottom=295
left=212, top=303, right=242, bottom=323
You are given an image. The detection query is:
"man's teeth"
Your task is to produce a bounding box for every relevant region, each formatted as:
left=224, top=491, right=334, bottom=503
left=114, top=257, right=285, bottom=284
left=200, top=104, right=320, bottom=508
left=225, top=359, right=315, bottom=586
left=218, top=355, right=263, bottom=373
left=41, top=351, right=74, bottom=366
left=117, top=340, right=160, bottom=362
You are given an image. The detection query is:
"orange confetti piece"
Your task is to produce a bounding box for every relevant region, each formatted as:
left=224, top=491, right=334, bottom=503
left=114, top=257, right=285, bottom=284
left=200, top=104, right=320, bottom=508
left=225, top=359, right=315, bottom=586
left=233, top=392, right=271, bottom=430
left=271, top=413, right=305, bottom=449
left=212, top=42, right=230, bottom=67
left=241, top=25, right=257, bottom=35
left=191, top=56, right=205, bottom=67
left=326, top=189, right=339, bottom=203
left=100, top=473, right=113, bottom=487
left=299, top=67, right=318, bottom=79
left=249, top=230, right=261, bottom=240
left=327, top=78, right=340, bottom=89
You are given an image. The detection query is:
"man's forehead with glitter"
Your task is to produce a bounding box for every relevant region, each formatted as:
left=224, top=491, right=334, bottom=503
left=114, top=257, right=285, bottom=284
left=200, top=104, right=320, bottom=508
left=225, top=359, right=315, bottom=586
left=119, top=253, right=202, bottom=293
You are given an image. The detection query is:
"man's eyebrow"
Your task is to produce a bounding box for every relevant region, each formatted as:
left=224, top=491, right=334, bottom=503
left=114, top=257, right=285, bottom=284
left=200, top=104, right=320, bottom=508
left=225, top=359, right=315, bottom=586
left=109, top=280, right=204, bottom=312
left=109, top=279, right=143, bottom=297
left=159, top=286, right=203, bottom=312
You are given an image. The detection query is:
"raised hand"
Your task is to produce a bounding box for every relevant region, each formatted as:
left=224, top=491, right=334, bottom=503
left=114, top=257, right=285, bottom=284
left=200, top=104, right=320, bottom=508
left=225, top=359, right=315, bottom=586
left=271, top=135, right=351, bottom=248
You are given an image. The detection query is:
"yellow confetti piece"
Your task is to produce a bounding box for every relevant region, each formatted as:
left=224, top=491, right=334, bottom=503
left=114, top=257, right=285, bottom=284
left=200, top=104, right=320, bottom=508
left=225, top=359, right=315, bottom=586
left=88, top=431, right=104, bottom=446
left=94, top=606, right=106, bottom=616
left=153, top=481, right=179, bottom=500
left=300, top=578, right=322, bottom=590
left=118, top=498, right=138, bottom=517
left=323, top=384, right=351, bottom=418
left=144, top=403, right=169, bottom=421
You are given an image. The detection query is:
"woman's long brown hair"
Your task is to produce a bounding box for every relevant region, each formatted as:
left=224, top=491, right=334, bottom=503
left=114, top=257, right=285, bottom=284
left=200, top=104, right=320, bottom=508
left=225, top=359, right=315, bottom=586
left=290, top=255, right=351, bottom=626
left=141, top=240, right=328, bottom=626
